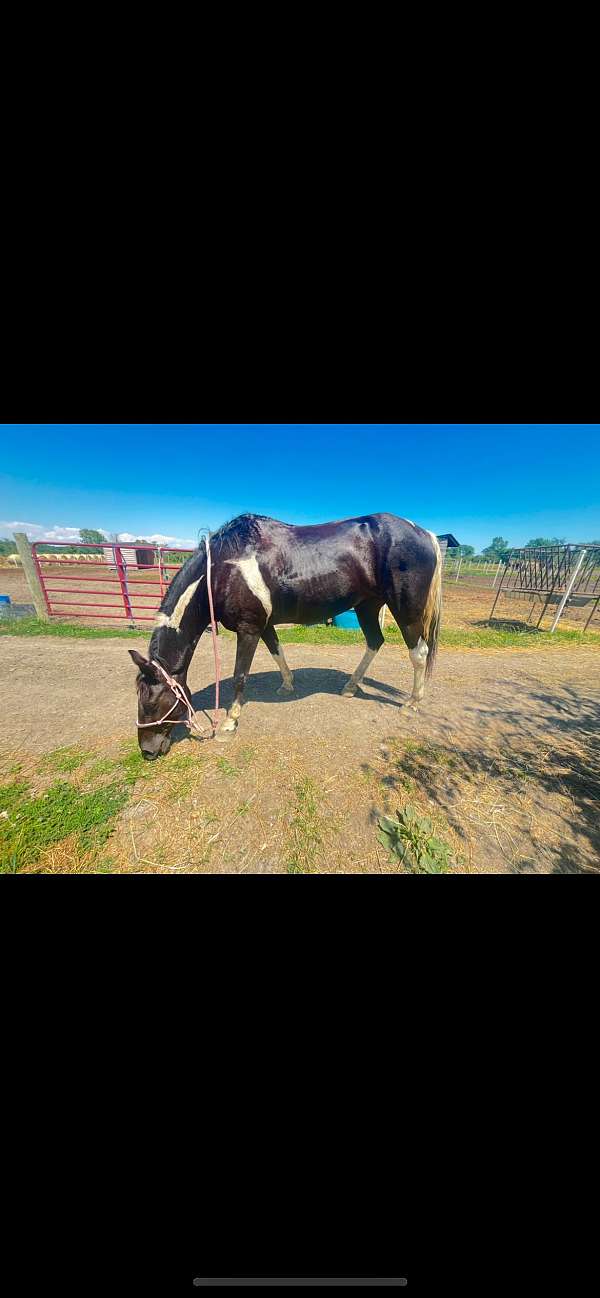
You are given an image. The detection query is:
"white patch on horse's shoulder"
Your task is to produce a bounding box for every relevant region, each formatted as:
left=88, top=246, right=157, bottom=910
left=155, top=576, right=203, bottom=630
left=404, top=518, right=415, bottom=527
left=226, top=553, right=272, bottom=619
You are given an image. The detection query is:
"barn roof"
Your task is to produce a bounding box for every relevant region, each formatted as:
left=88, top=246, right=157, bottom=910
left=437, top=533, right=460, bottom=548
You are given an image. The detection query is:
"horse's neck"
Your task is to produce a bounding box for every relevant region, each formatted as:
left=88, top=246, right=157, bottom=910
left=149, top=613, right=208, bottom=679
left=150, top=552, right=211, bottom=676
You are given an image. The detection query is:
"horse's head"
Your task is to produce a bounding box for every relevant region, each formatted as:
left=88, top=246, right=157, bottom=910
left=129, top=650, right=190, bottom=759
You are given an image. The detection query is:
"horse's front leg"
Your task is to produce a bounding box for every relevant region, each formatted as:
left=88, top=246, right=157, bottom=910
left=216, top=629, right=261, bottom=741
left=261, top=623, right=295, bottom=694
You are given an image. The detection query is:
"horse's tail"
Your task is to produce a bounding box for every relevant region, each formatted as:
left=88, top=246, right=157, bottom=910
left=423, top=532, right=443, bottom=676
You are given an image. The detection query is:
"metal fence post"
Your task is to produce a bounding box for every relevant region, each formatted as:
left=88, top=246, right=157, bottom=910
left=488, top=561, right=509, bottom=622
left=13, top=532, right=50, bottom=619
left=114, top=545, right=134, bottom=623
left=584, top=594, right=600, bottom=631
left=550, top=549, right=587, bottom=632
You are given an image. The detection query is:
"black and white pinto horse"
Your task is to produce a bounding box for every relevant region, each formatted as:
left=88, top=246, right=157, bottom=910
left=130, top=513, right=442, bottom=759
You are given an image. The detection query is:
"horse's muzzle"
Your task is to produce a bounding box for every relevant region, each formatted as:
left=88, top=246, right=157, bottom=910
left=140, top=734, right=172, bottom=760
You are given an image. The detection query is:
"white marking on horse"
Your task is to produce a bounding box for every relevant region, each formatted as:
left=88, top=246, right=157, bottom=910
left=154, top=576, right=203, bottom=630
left=226, top=554, right=272, bottom=619
left=404, top=518, right=416, bottom=527
left=409, top=636, right=429, bottom=702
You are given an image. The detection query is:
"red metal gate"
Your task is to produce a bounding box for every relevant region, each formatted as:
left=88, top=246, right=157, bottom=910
left=32, top=542, right=194, bottom=624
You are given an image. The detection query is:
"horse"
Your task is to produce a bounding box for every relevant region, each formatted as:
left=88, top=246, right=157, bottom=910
left=130, top=512, right=442, bottom=759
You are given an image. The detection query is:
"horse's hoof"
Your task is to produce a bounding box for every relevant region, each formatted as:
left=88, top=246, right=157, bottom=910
left=215, top=721, right=238, bottom=742
left=277, top=682, right=295, bottom=696
left=341, top=684, right=357, bottom=697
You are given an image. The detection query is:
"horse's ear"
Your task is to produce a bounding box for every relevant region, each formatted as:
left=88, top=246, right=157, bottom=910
left=128, top=650, right=158, bottom=680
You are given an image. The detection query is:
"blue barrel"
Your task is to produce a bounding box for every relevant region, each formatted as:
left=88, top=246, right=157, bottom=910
left=333, top=609, right=360, bottom=629
left=0, top=595, right=11, bottom=605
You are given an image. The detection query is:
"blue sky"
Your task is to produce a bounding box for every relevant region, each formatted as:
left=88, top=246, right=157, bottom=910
left=1, top=424, right=599, bottom=551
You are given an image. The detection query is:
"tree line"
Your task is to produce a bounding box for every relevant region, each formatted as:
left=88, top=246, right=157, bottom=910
left=450, top=536, right=575, bottom=561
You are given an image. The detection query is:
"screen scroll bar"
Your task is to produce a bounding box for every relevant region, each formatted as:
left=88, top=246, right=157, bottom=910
left=193, top=1282, right=407, bottom=1288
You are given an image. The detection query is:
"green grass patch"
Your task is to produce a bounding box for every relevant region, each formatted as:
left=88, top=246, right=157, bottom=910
left=116, top=740, right=155, bottom=785
left=85, top=757, right=117, bottom=780
left=287, top=776, right=323, bottom=874
left=274, top=623, right=600, bottom=650
left=0, top=616, right=145, bottom=640
left=39, top=745, right=92, bottom=774
left=214, top=747, right=255, bottom=780
left=439, top=625, right=600, bottom=649
left=0, top=779, right=129, bottom=873
left=2, top=615, right=599, bottom=651
left=162, top=751, right=207, bottom=801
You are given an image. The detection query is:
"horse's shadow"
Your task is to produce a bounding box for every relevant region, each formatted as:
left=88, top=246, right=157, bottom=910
left=170, top=667, right=405, bottom=742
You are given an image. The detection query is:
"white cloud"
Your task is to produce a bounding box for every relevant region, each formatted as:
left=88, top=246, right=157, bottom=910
left=0, top=521, right=111, bottom=542
left=117, top=532, right=195, bottom=548
left=0, top=520, right=195, bottom=549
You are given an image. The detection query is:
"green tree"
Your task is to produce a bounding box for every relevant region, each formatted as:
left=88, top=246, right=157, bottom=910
left=453, top=544, right=474, bottom=558
left=80, top=529, right=106, bottom=553
left=524, top=536, right=566, bottom=548
left=482, top=536, right=510, bottom=560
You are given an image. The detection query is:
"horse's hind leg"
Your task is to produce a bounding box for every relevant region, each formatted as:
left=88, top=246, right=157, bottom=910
left=261, top=623, right=295, bottom=694
left=216, top=628, right=261, bottom=740
left=340, top=598, right=384, bottom=697
left=386, top=598, right=428, bottom=707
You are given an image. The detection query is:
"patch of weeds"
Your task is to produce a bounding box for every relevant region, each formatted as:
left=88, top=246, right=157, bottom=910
left=0, top=779, right=129, bottom=873
left=236, top=800, right=253, bottom=817
left=377, top=805, right=454, bottom=873
left=397, top=775, right=416, bottom=792
left=85, top=757, right=116, bottom=780
left=216, top=756, right=238, bottom=777
left=288, top=777, right=323, bottom=874
left=39, top=745, right=92, bottom=774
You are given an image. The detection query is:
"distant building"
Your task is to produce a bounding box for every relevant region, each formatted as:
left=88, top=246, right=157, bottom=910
left=437, top=532, right=460, bottom=555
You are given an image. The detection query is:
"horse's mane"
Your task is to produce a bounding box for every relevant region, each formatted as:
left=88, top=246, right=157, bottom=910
left=208, top=513, right=270, bottom=556
left=158, top=514, right=270, bottom=616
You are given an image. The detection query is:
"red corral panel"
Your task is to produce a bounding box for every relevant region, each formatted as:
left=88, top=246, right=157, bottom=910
left=32, top=542, right=194, bottom=624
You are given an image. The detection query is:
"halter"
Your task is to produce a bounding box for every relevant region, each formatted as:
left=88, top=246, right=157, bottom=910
left=136, top=660, right=197, bottom=729
left=137, top=530, right=221, bottom=736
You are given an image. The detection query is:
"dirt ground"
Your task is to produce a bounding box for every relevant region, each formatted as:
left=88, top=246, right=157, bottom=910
left=1, top=631, right=599, bottom=874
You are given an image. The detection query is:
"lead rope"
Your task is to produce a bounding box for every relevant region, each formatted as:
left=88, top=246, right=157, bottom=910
left=203, top=529, right=221, bottom=734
